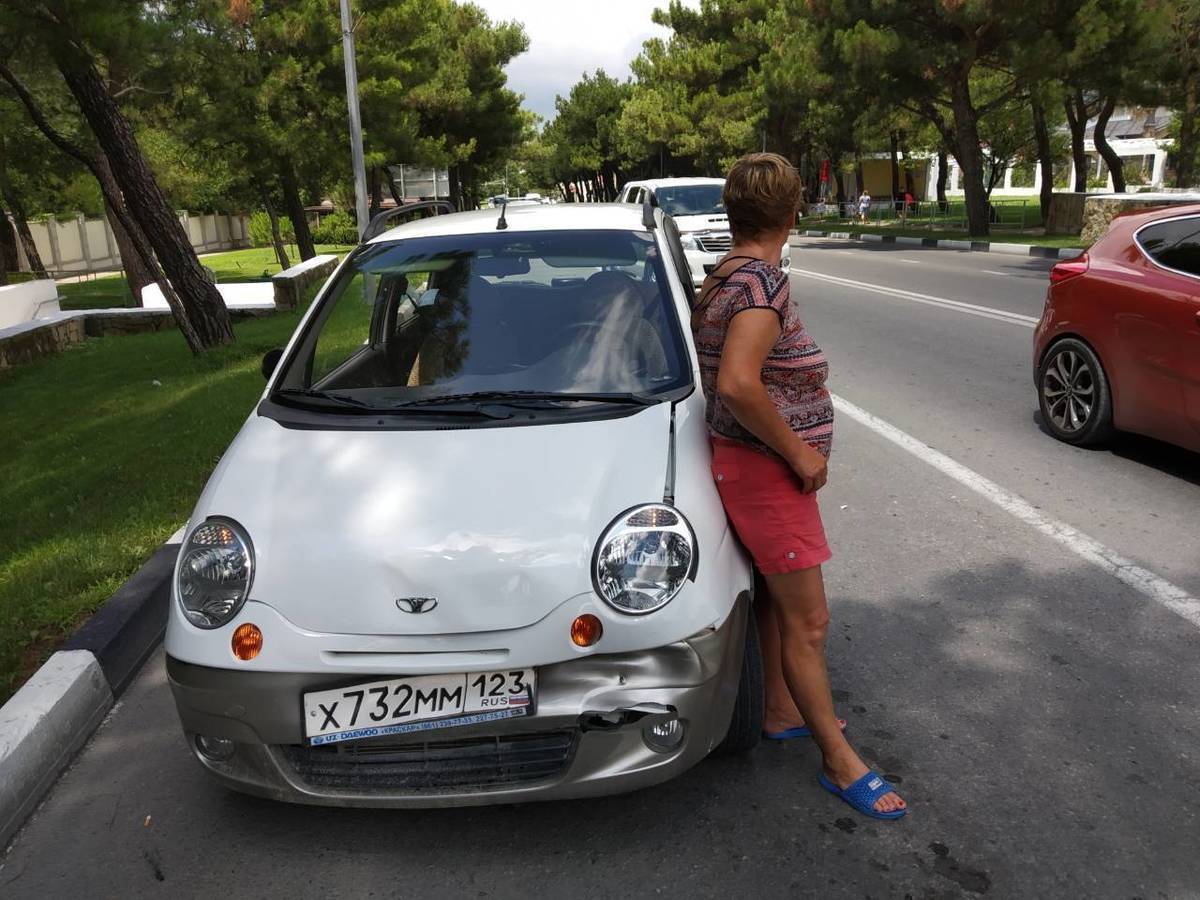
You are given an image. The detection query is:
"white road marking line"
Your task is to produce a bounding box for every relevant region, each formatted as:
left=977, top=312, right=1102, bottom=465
left=899, top=258, right=920, bottom=264
left=831, top=393, right=1200, bottom=630
left=981, top=269, right=1010, bottom=276
left=789, top=265, right=1039, bottom=328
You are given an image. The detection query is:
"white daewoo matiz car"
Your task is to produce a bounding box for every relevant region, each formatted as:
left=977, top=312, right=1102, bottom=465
left=166, top=200, right=763, bottom=807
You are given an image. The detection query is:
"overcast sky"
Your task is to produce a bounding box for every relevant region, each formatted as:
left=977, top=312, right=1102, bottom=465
left=471, top=0, right=698, bottom=122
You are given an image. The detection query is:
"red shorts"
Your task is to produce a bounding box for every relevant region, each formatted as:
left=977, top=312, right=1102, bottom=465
left=709, top=436, right=832, bottom=574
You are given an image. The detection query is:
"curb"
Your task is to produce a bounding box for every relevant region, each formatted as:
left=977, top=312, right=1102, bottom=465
left=792, top=230, right=1084, bottom=259
left=0, top=539, right=180, bottom=849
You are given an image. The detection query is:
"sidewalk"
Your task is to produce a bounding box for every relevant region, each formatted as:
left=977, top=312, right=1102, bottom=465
left=791, top=229, right=1085, bottom=259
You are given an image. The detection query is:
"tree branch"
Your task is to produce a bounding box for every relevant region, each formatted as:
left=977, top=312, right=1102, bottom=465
left=0, top=62, right=93, bottom=166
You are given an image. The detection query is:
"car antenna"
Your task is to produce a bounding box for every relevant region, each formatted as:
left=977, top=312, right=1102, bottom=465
left=496, top=198, right=508, bottom=231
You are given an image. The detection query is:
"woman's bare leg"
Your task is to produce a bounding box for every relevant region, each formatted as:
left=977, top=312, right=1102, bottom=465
left=756, top=584, right=804, bottom=733
left=763, top=565, right=905, bottom=814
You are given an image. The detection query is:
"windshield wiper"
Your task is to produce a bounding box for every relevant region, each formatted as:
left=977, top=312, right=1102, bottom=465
left=274, top=388, right=511, bottom=419
left=391, top=390, right=659, bottom=408
left=273, top=388, right=376, bottom=412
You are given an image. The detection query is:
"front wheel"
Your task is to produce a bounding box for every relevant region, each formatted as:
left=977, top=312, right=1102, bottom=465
left=1038, top=338, right=1114, bottom=446
left=713, top=603, right=764, bottom=756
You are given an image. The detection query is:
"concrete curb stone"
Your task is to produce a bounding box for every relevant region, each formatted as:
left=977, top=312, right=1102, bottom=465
left=1, top=538, right=181, bottom=849
left=0, top=651, right=113, bottom=848
left=790, top=229, right=1084, bottom=260
left=65, top=542, right=179, bottom=696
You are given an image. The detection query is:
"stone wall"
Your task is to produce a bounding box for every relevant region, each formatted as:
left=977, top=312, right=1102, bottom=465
left=1045, top=193, right=1087, bottom=236
left=272, top=254, right=339, bottom=310
left=1079, top=193, right=1200, bottom=245
left=0, top=318, right=86, bottom=369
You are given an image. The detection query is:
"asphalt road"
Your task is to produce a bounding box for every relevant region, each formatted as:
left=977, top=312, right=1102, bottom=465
left=4, top=240, right=1199, bottom=899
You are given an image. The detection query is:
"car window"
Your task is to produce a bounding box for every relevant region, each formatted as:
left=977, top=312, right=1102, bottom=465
left=653, top=184, right=724, bottom=217
left=1136, top=216, right=1200, bottom=277
left=274, top=230, right=691, bottom=408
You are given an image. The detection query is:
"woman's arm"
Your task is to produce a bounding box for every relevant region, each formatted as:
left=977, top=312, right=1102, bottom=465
left=716, top=308, right=828, bottom=493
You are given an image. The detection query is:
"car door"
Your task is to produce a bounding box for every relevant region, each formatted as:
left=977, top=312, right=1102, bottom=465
left=1132, top=215, right=1200, bottom=448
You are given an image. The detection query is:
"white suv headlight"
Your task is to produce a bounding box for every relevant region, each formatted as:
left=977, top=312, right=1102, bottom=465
left=176, top=517, right=255, bottom=629
left=592, top=504, right=696, bottom=615
left=679, top=234, right=698, bottom=251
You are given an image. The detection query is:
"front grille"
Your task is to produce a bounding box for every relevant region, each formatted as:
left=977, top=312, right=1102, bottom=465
left=279, top=731, right=577, bottom=793
left=695, top=232, right=732, bottom=252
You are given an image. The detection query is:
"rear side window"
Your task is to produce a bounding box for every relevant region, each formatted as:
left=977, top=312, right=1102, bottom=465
left=1136, top=216, right=1200, bottom=277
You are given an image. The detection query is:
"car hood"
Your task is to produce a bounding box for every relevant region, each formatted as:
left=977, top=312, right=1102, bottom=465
left=192, top=405, right=673, bottom=636
left=672, top=213, right=730, bottom=234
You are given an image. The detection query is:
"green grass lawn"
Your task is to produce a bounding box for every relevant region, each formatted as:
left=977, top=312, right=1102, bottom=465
left=0, top=291, right=323, bottom=702
left=58, top=244, right=354, bottom=310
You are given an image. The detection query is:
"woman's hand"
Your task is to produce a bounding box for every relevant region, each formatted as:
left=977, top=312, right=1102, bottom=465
left=787, top=440, right=828, bottom=493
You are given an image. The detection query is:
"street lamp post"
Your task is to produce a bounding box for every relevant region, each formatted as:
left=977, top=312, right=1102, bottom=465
left=339, top=0, right=369, bottom=239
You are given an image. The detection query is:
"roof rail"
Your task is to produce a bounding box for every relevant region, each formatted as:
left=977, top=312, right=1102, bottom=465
left=642, top=194, right=657, bottom=230
left=362, top=200, right=456, bottom=242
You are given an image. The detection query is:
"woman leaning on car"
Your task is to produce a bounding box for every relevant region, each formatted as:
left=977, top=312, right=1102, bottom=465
left=691, top=153, right=907, bottom=820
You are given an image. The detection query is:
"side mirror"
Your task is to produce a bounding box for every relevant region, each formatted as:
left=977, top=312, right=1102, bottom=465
left=261, top=348, right=284, bottom=380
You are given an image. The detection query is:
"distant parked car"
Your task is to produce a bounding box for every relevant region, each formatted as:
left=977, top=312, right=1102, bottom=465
left=1033, top=204, right=1200, bottom=453
left=617, top=178, right=791, bottom=286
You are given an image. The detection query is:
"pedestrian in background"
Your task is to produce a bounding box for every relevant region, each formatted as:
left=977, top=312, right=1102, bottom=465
left=691, top=153, right=907, bottom=821
left=857, top=189, right=871, bottom=223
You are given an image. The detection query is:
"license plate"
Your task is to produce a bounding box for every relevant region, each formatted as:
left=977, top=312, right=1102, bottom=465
left=302, top=669, right=536, bottom=746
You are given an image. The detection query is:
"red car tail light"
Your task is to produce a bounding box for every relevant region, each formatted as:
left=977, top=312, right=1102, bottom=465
left=1049, top=253, right=1089, bottom=284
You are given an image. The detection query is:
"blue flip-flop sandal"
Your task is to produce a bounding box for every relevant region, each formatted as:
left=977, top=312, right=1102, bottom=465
left=763, top=718, right=847, bottom=740
left=817, top=770, right=907, bottom=820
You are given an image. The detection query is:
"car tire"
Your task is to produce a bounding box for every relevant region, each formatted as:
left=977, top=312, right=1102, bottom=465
left=1038, top=337, right=1115, bottom=446
left=713, top=602, right=764, bottom=756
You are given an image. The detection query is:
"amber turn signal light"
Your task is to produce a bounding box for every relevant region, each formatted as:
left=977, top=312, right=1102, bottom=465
left=571, top=614, right=603, bottom=647
left=232, top=623, right=263, bottom=660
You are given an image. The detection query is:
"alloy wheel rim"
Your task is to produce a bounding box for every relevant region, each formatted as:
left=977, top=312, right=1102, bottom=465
left=1042, top=350, right=1095, bottom=434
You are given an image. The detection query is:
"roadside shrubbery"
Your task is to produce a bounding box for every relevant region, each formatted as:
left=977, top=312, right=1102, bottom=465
left=311, top=211, right=358, bottom=246
left=247, top=210, right=295, bottom=248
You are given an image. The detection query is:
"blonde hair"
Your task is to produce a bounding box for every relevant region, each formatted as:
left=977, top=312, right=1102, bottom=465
left=723, top=153, right=801, bottom=241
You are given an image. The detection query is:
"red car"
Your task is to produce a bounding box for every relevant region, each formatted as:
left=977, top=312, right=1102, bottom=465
left=1034, top=204, right=1200, bottom=453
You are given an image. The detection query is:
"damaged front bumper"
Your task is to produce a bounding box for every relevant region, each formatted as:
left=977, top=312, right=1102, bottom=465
left=166, top=596, right=749, bottom=807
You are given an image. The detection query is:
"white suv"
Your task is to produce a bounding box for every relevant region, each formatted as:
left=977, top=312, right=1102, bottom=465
left=618, top=177, right=792, bottom=286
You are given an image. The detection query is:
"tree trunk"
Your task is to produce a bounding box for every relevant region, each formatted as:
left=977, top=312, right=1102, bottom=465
left=52, top=50, right=232, bottom=350
left=854, top=153, right=865, bottom=197
left=1092, top=96, right=1125, bottom=193
left=834, top=169, right=846, bottom=205
left=1065, top=91, right=1090, bottom=193
left=94, top=147, right=155, bottom=305
left=950, top=77, right=991, bottom=235
left=0, top=203, right=15, bottom=283
left=368, top=164, right=382, bottom=219
left=279, top=160, right=316, bottom=259
left=936, top=147, right=949, bottom=209
left=1032, top=99, right=1054, bottom=225
left=0, top=172, right=47, bottom=276
left=888, top=131, right=901, bottom=206
left=261, top=192, right=290, bottom=271
left=1176, top=73, right=1199, bottom=187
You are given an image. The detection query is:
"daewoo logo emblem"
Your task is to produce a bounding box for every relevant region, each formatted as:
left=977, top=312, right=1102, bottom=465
left=396, top=597, right=438, bottom=614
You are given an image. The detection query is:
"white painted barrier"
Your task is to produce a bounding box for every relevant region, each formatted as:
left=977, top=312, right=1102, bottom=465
left=142, top=281, right=275, bottom=310
left=0, top=280, right=61, bottom=330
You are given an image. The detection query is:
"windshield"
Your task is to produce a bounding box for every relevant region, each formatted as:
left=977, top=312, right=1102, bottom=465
left=654, top=184, right=725, bottom=217
left=271, top=229, right=691, bottom=411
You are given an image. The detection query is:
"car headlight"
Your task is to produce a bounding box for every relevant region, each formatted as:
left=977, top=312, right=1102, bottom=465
left=176, top=517, right=255, bottom=629
left=679, top=234, right=698, bottom=251
left=592, top=504, right=696, bottom=615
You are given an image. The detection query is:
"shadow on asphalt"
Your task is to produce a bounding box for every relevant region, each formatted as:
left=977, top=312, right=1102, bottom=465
left=1031, top=409, right=1200, bottom=488
left=5, top=555, right=1197, bottom=898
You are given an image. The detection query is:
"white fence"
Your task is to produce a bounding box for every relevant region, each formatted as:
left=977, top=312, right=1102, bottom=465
left=9, top=211, right=250, bottom=275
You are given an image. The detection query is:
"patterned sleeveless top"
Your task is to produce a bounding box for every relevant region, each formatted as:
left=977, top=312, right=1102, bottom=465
left=692, top=259, right=834, bottom=458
